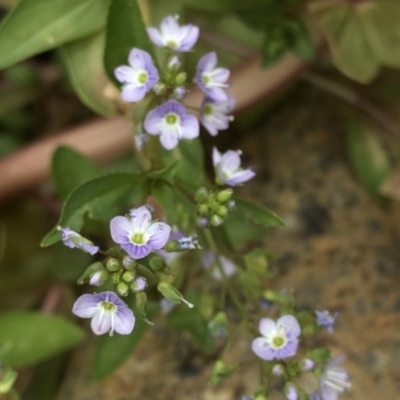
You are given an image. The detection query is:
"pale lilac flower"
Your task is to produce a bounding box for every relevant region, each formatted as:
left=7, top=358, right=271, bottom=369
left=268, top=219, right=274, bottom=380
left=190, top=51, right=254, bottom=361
left=316, top=310, right=338, bottom=334
left=110, top=206, right=171, bottom=259
left=58, top=226, right=99, bottom=255
left=285, top=384, right=298, bottom=400
left=320, top=356, right=350, bottom=400
left=147, top=15, right=199, bottom=52
left=174, top=86, right=187, bottom=100
left=72, top=291, right=134, bottom=336
left=89, top=270, right=108, bottom=287
left=310, top=393, right=321, bottom=400
left=200, top=94, right=235, bottom=136
left=122, top=256, right=134, bottom=268
left=135, top=133, right=148, bottom=151
left=202, top=252, right=236, bottom=280
left=144, top=99, right=199, bottom=150
left=196, top=52, right=230, bottom=102
left=272, top=364, right=284, bottom=376
left=168, top=55, right=181, bottom=71
left=213, top=147, right=255, bottom=186
left=114, top=48, right=159, bottom=102
left=251, top=315, right=301, bottom=361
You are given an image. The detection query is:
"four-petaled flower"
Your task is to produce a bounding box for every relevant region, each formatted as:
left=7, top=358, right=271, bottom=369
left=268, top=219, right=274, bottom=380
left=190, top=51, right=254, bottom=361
left=58, top=226, right=99, bottom=255
left=320, top=356, right=351, bottom=400
left=315, top=310, right=338, bottom=334
left=213, top=147, right=255, bottom=186
left=72, top=291, right=135, bottom=336
left=144, top=99, right=199, bottom=150
left=110, top=206, right=171, bottom=259
left=251, top=315, right=301, bottom=360
left=147, top=15, right=199, bottom=52
left=196, top=52, right=230, bottom=102
left=114, top=48, right=159, bottom=102
left=200, top=94, right=235, bottom=136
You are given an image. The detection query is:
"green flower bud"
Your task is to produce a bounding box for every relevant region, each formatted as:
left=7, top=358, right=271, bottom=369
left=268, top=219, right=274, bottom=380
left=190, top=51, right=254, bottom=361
left=157, top=282, right=193, bottom=308
left=195, top=187, right=208, bottom=203
left=216, top=205, right=228, bottom=217
left=117, top=281, right=129, bottom=296
left=153, top=82, right=166, bottom=95
left=210, top=214, right=224, bottom=227
left=135, top=292, right=148, bottom=317
left=111, top=271, right=121, bottom=284
left=122, top=270, right=135, bottom=283
left=175, top=72, right=187, bottom=85
left=0, top=366, right=18, bottom=394
left=198, top=204, right=209, bottom=216
left=216, top=188, right=233, bottom=203
left=106, top=258, right=120, bottom=272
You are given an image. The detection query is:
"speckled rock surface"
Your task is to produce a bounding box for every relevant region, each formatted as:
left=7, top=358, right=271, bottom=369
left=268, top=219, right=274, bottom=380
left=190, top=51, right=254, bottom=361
left=57, top=90, right=400, bottom=400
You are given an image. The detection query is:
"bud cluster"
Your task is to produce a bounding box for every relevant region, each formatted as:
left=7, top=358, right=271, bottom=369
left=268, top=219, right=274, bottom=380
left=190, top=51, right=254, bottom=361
left=195, top=187, right=235, bottom=227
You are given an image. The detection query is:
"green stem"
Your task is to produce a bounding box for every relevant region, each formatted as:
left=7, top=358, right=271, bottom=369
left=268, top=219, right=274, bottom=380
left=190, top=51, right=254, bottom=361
left=204, top=228, right=248, bottom=322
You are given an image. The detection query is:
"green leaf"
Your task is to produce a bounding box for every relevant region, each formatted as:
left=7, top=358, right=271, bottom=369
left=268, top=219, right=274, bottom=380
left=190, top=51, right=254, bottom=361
left=287, top=19, right=315, bottom=60
left=234, top=196, right=284, bottom=227
left=146, top=161, right=179, bottom=184
left=261, top=23, right=289, bottom=68
left=0, top=0, right=110, bottom=69
left=52, top=146, right=99, bottom=201
left=59, top=31, right=117, bottom=117
left=0, top=312, right=84, bottom=367
left=151, top=181, right=176, bottom=224
left=41, top=173, right=145, bottom=247
left=346, top=119, right=392, bottom=196
left=92, top=303, right=158, bottom=379
left=182, top=0, right=268, bottom=12
left=104, top=0, right=155, bottom=83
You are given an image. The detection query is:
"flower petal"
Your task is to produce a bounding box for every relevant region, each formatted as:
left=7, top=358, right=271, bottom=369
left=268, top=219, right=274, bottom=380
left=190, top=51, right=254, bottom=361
left=114, top=66, right=135, bottom=83
left=121, top=242, right=152, bottom=259
left=72, top=294, right=99, bottom=318
left=251, top=337, right=275, bottom=360
left=147, top=222, right=171, bottom=249
left=277, top=315, right=301, bottom=339
left=110, top=216, right=131, bottom=244
left=130, top=206, right=151, bottom=231
left=128, top=48, right=151, bottom=70
left=259, top=318, right=276, bottom=337
left=91, top=311, right=112, bottom=335
left=114, top=307, right=135, bottom=335
left=178, top=25, right=199, bottom=51
left=160, top=15, right=180, bottom=37
left=147, top=27, right=164, bottom=47
left=160, top=131, right=180, bottom=150
left=121, top=84, right=147, bottom=102
left=212, top=147, right=222, bottom=166
left=144, top=107, right=163, bottom=135
left=227, top=169, right=256, bottom=186
left=181, top=113, right=199, bottom=139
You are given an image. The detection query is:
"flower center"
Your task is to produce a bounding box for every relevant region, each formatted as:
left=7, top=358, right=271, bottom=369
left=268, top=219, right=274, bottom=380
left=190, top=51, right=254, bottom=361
left=272, top=334, right=286, bottom=349
left=203, top=103, right=214, bottom=116
left=165, top=112, right=179, bottom=125
left=100, top=301, right=116, bottom=312
left=201, top=73, right=210, bottom=86
left=166, top=40, right=177, bottom=49
left=138, top=71, right=148, bottom=84
left=131, top=232, right=147, bottom=245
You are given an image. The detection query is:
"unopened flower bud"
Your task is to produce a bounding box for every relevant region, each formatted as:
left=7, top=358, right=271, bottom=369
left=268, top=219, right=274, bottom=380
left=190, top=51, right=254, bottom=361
left=300, top=358, right=315, bottom=371
left=149, top=256, right=164, bottom=271
left=89, top=270, right=109, bottom=286
left=210, top=360, right=237, bottom=385
left=198, top=204, right=209, bottom=215
left=157, top=282, right=193, bottom=308
left=77, top=261, right=103, bottom=285
left=122, top=270, right=135, bottom=283
left=131, top=277, right=147, bottom=292
left=217, top=205, right=228, bottom=217
left=272, top=364, right=284, bottom=376
left=216, top=188, right=233, bottom=203
left=117, top=281, right=129, bottom=296
left=210, top=214, right=223, bottom=227
left=174, top=86, right=187, bottom=99
left=195, top=187, right=208, bottom=203
left=168, top=55, right=181, bottom=71
left=285, top=384, right=298, bottom=400
left=123, top=256, right=135, bottom=270
left=106, top=258, right=120, bottom=272
left=135, top=292, right=148, bottom=316
left=153, top=82, right=166, bottom=95
left=175, top=71, right=187, bottom=86
left=227, top=200, right=236, bottom=211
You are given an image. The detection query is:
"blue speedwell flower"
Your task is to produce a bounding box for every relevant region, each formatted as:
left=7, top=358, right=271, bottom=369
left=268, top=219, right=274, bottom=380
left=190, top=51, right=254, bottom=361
left=320, top=356, right=351, bottom=400
left=285, top=384, right=298, bottom=400
left=58, top=226, right=99, bottom=255
left=110, top=206, right=171, bottom=259
left=144, top=99, right=199, bottom=150
left=213, top=147, right=255, bottom=186
left=147, top=15, right=199, bottom=52
left=252, top=315, right=301, bottom=361
left=200, top=94, right=235, bottom=136
left=196, top=52, right=230, bottom=102
left=72, top=291, right=135, bottom=336
left=114, top=48, right=159, bottom=102
left=315, top=310, right=338, bottom=334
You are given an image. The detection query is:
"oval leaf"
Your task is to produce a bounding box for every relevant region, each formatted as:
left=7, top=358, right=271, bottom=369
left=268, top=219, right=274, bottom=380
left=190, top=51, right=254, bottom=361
left=59, top=31, right=117, bottom=117
left=0, top=0, right=110, bottom=69
left=41, top=173, right=145, bottom=247
left=0, top=312, right=84, bottom=367
left=52, top=146, right=100, bottom=201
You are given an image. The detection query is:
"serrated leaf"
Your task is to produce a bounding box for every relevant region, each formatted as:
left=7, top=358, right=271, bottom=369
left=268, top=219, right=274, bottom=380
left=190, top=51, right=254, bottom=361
left=0, top=0, right=110, bottom=69
left=0, top=312, right=84, bottom=367
left=346, top=119, right=392, bottom=196
left=92, top=302, right=158, bottom=379
left=52, top=146, right=99, bottom=201
left=104, top=0, right=155, bottom=84
left=234, top=196, right=284, bottom=227
left=59, top=31, right=117, bottom=117
left=41, top=173, right=145, bottom=247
